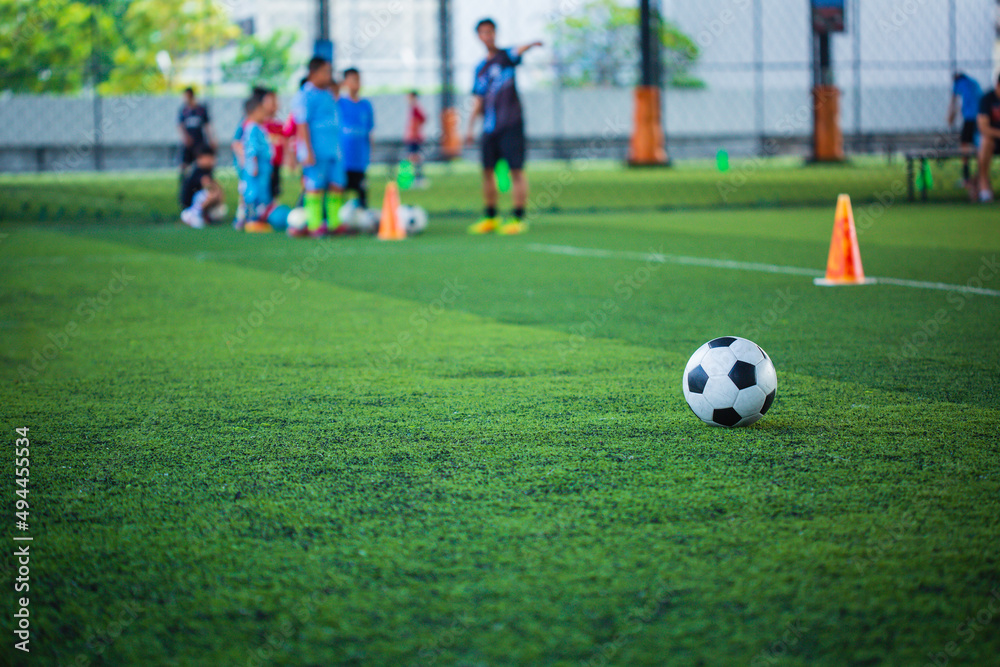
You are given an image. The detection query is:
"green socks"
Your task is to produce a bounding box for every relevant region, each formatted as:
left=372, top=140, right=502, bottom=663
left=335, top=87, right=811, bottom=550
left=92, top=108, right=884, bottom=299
left=305, top=192, right=324, bottom=232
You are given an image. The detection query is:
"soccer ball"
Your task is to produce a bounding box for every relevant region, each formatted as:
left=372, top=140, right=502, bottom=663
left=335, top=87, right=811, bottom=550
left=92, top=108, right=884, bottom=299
left=286, top=207, right=308, bottom=231
left=682, top=336, right=777, bottom=427
left=398, top=205, right=428, bottom=235
left=339, top=200, right=379, bottom=233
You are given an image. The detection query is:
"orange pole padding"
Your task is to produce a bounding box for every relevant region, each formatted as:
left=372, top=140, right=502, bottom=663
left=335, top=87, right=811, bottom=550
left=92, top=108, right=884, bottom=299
left=628, top=85, right=668, bottom=166
left=440, top=108, right=462, bottom=159
left=812, top=85, right=844, bottom=162
left=378, top=182, right=406, bottom=241
left=814, top=194, right=873, bottom=286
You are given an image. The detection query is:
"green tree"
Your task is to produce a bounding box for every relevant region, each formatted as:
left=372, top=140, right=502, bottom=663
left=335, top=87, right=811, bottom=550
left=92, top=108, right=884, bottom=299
left=102, top=0, right=241, bottom=94
left=548, top=0, right=703, bottom=89
left=0, top=0, right=116, bottom=93
left=221, top=29, right=299, bottom=92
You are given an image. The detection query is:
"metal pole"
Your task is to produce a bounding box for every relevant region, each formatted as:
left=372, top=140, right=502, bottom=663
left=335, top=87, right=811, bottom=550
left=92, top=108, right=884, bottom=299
left=948, top=0, right=956, bottom=74
left=753, top=0, right=764, bottom=155
left=91, top=0, right=104, bottom=171
left=853, top=0, right=862, bottom=145
left=639, top=0, right=661, bottom=88
left=319, top=0, right=331, bottom=42
left=439, top=0, right=453, bottom=111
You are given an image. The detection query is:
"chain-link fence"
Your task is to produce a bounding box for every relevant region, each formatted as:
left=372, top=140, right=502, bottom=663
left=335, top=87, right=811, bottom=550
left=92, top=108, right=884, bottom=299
left=0, top=0, right=996, bottom=173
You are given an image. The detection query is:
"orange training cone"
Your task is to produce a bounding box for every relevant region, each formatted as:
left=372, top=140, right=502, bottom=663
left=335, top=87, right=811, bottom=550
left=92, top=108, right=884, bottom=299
left=378, top=182, right=406, bottom=241
left=814, top=194, right=874, bottom=286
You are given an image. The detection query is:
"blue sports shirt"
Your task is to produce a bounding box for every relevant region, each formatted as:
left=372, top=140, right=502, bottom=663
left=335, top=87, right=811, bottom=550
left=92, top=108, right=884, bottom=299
left=473, top=48, right=524, bottom=134
left=243, top=122, right=272, bottom=179
left=954, top=75, right=983, bottom=121
left=292, top=82, right=341, bottom=161
left=338, top=97, right=375, bottom=171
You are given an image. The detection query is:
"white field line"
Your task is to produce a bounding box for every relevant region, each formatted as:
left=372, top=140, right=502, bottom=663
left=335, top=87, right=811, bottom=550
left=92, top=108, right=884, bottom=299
left=525, top=243, right=1000, bottom=298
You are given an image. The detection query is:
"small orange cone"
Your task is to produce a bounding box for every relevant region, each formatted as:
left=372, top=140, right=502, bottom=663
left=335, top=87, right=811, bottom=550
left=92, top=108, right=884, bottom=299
left=378, top=182, right=406, bottom=241
left=814, top=194, right=874, bottom=286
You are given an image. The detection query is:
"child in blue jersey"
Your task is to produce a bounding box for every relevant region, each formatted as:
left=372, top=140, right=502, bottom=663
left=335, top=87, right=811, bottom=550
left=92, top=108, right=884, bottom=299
left=949, top=72, right=983, bottom=189
left=241, top=95, right=274, bottom=224
left=291, top=57, right=344, bottom=237
left=338, top=68, right=375, bottom=210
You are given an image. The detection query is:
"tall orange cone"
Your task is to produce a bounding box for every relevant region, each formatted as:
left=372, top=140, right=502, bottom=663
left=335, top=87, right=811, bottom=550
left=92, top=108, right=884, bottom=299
left=814, top=194, right=874, bottom=286
left=378, top=182, right=406, bottom=241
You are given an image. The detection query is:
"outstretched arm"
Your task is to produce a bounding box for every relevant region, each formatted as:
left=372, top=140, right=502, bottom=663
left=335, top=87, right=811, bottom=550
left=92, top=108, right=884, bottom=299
left=516, top=41, right=543, bottom=57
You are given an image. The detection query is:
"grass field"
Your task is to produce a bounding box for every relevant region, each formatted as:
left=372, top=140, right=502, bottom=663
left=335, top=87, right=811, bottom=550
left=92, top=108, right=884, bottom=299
left=1, top=161, right=999, bottom=666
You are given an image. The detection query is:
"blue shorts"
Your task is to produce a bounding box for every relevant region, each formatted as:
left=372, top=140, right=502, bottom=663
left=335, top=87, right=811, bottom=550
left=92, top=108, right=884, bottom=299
left=241, top=171, right=272, bottom=208
left=302, top=158, right=345, bottom=192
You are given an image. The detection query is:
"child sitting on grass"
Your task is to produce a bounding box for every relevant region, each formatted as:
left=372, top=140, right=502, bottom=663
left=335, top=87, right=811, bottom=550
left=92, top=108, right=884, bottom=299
left=180, top=145, right=226, bottom=229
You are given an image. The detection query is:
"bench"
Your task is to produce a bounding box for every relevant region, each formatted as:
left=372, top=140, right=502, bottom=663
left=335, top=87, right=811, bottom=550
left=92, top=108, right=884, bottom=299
left=904, top=148, right=975, bottom=201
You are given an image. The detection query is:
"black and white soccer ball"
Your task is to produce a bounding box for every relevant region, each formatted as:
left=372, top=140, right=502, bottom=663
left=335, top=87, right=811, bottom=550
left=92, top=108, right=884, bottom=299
left=398, top=205, right=428, bottom=235
left=682, top=336, right=777, bottom=427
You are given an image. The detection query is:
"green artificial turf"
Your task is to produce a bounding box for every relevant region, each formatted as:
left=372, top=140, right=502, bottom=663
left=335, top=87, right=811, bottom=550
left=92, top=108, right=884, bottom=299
left=1, top=163, right=999, bottom=666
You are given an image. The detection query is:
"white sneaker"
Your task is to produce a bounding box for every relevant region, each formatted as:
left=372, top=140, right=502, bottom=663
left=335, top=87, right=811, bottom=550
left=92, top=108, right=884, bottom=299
left=980, top=190, right=994, bottom=203
left=181, top=207, right=206, bottom=229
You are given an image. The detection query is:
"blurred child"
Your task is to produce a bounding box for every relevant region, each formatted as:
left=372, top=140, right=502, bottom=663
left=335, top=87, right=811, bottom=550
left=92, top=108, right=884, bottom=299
left=290, top=57, right=344, bottom=237
left=338, top=68, right=375, bottom=210
left=240, top=95, right=274, bottom=225
left=180, top=145, right=226, bottom=229
left=258, top=88, right=294, bottom=202
left=404, top=90, right=428, bottom=187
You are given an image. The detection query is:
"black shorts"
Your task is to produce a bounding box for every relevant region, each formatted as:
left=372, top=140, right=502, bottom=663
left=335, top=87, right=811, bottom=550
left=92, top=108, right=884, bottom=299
left=482, top=122, right=526, bottom=171
left=345, top=170, right=367, bottom=193
left=180, top=143, right=204, bottom=167
left=960, top=120, right=978, bottom=145
left=406, top=142, right=422, bottom=155
left=270, top=164, right=282, bottom=198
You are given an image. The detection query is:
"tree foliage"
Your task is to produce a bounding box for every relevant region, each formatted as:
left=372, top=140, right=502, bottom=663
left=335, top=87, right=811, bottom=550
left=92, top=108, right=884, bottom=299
left=0, top=0, right=115, bottom=93
left=0, top=0, right=240, bottom=94
left=221, top=29, right=299, bottom=92
left=548, top=0, right=703, bottom=89
left=102, top=0, right=241, bottom=94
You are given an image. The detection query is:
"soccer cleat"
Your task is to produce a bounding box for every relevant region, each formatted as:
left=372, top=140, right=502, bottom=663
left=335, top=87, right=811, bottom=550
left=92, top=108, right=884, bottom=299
left=287, top=226, right=311, bottom=238
left=310, top=224, right=330, bottom=238
left=244, top=221, right=273, bottom=233
left=468, top=217, right=500, bottom=234
left=497, top=219, right=528, bottom=235
left=980, top=190, right=994, bottom=203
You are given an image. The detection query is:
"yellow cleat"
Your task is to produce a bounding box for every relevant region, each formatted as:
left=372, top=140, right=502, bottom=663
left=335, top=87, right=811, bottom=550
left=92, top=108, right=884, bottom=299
left=497, top=219, right=528, bottom=235
left=468, top=217, right=500, bottom=234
